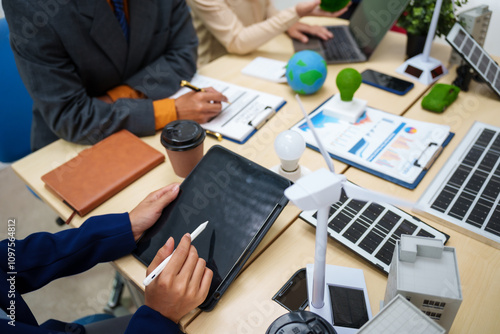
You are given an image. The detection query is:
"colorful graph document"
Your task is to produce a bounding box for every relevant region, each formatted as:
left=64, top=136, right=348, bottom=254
left=290, top=96, right=453, bottom=189
left=171, top=74, right=286, bottom=143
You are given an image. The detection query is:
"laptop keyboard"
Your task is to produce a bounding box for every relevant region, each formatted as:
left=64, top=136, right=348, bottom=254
left=418, top=122, right=500, bottom=246
left=321, top=27, right=360, bottom=61
left=300, top=188, right=449, bottom=273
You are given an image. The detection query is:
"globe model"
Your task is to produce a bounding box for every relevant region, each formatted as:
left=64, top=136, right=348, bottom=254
left=319, top=0, right=350, bottom=13
left=286, top=50, right=327, bottom=95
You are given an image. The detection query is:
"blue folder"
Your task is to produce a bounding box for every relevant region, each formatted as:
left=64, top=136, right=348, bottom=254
left=291, top=96, right=454, bottom=190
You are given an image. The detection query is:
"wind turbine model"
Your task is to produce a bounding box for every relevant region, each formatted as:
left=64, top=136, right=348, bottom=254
left=396, top=0, right=448, bottom=85
left=285, top=95, right=412, bottom=332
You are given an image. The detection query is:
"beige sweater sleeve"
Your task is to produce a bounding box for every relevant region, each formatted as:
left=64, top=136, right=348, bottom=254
left=187, top=0, right=300, bottom=55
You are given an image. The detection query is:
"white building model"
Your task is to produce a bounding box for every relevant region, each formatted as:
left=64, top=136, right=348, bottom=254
left=384, top=235, right=462, bottom=333
left=358, top=294, right=445, bottom=334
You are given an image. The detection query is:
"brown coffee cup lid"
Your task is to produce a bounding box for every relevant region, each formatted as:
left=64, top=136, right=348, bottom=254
left=161, top=120, right=206, bottom=151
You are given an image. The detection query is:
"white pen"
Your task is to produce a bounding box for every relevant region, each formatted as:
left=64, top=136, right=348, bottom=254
left=143, top=221, right=208, bottom=287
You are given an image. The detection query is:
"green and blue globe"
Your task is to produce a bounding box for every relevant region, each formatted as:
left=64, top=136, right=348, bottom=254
left=286, top=50, right=327, bottom=95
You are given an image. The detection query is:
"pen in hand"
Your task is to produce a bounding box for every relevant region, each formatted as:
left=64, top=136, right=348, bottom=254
left=180, top=80, right=231, bottom=104
left=143, top=221, right=209, bottom=287
left=180, top=80, right=205, bottom=92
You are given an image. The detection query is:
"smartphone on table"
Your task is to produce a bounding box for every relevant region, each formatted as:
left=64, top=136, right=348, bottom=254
left=361, top=69, right=414, bottom=95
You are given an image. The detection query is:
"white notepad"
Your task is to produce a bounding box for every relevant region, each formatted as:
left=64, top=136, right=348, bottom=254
left=241, top=57, right=287, bottom=83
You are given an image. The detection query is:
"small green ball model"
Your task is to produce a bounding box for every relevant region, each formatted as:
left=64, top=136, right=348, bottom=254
left=319, top=0, right=350, bottom=13
left=286, top=50, right=327, bottom=95
left=336, top=68, right=362, bottom=101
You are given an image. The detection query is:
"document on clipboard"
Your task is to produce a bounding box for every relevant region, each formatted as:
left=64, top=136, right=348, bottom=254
left=290, top=95, right=454, bottom=189
left=171, top=74, right=286, bottom=143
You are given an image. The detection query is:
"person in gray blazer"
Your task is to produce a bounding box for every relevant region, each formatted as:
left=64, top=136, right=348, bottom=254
left=3, top=0, right=227, bottom=151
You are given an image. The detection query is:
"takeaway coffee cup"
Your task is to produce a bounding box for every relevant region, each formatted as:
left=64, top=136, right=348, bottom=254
left=161, top=120, right=206, bottom=178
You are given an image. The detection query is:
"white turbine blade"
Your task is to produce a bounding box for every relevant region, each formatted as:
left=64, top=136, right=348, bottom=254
left=295, top=94, right=336, bottom=174
left=342, top=182, right=414, bottom=208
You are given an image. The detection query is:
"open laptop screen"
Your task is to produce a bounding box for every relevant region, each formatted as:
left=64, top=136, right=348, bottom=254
left=349, top=0, right=409, bottom=57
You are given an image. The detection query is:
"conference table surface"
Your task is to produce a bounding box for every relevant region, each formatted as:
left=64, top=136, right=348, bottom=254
left=341, top=66, right=500, bottom=334
left=11, top=16, right=484, bottom=332
left=186, top=69, right=500, bottom=334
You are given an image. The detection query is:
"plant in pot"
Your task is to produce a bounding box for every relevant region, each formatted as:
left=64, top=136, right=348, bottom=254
left=397, top=0, right=468, bottom=58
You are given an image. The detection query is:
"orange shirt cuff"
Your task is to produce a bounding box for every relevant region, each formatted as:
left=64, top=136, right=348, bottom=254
left=107, top=85, right=145, bottom=102
left=153, top=98, right=177, bottom=130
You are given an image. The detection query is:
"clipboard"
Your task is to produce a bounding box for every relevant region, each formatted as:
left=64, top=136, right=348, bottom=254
left=289, top=96, right=454, bottom=189
left=133, top=145, right=291, bottom=311
left=171, top=74, right=287, bottom=144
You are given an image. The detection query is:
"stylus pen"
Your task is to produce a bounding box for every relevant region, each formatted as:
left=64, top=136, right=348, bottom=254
left=143, top=221, right=208, bottom=287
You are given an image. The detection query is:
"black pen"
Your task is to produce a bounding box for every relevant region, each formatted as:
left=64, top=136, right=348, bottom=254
left=180, top=80, right=205, bottom=92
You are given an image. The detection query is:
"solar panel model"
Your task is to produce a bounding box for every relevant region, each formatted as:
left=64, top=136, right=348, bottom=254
left=417, top=122, right=500, bottom=249
left=446, top=22, right=500, bottom=98
left=300, top=188, right=449, bottom=274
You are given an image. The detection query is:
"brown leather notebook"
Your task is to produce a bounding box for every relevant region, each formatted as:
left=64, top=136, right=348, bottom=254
left=42, top=130, right=165, bottom=217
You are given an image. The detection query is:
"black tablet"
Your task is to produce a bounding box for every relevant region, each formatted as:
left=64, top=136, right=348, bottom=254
left=133, top=145, right=291, bottom=311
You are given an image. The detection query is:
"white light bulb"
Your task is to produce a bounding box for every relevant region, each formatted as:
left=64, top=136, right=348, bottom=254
left=274, top=130, right=305, bottom=172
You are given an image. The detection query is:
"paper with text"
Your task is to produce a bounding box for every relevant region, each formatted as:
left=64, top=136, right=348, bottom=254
left=171, top=74, right=286, bottom=143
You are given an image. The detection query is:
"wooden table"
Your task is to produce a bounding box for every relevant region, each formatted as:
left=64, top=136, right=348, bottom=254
left=187, top=57, right=500, bottom=333
left=11, top=17, right=456, bottom=331
left=340, top=67, right=500, bottom=334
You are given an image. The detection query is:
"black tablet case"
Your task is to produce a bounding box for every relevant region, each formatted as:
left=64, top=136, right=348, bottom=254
left=133, top=145, right=291, bottom=311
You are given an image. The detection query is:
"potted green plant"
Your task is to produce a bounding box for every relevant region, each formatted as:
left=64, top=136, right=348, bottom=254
left=397, top=0, right=468, bottom=58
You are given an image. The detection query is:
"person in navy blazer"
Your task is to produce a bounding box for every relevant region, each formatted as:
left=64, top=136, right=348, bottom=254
left=0, top=183, right=213, bottom=333
left=3, top=0, right=226, bottom=151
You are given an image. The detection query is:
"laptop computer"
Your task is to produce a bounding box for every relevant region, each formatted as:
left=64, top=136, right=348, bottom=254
left=293, top=0, right=410, bottom=64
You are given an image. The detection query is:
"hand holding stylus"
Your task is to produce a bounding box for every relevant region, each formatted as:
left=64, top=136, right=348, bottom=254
left=144, top=222, right=212, bottom=323
left=143, top=221, right=208, bottom=286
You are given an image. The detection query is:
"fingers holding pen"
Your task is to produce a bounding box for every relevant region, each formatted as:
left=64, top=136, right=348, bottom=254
left=201, top=86, right=229, bottom=104
left=175, top=86, right=229, bottom=123
left=180, top=81, right=229, bottom=104
left=144, top=234, right=213, bottom=323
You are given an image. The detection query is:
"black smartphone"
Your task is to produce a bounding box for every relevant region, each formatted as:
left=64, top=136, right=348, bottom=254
left=272, top=268, right=308, bottom=312
left=361, top=69, right=414, bottom=95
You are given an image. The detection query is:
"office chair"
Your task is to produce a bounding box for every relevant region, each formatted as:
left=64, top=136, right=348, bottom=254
left=0, top=18, right=33, bottom=163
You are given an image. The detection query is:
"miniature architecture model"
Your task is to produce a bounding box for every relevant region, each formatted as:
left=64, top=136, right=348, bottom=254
left=384, top=235, right=462, bottom=332
left=357, top=294, right=445, bottom=334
